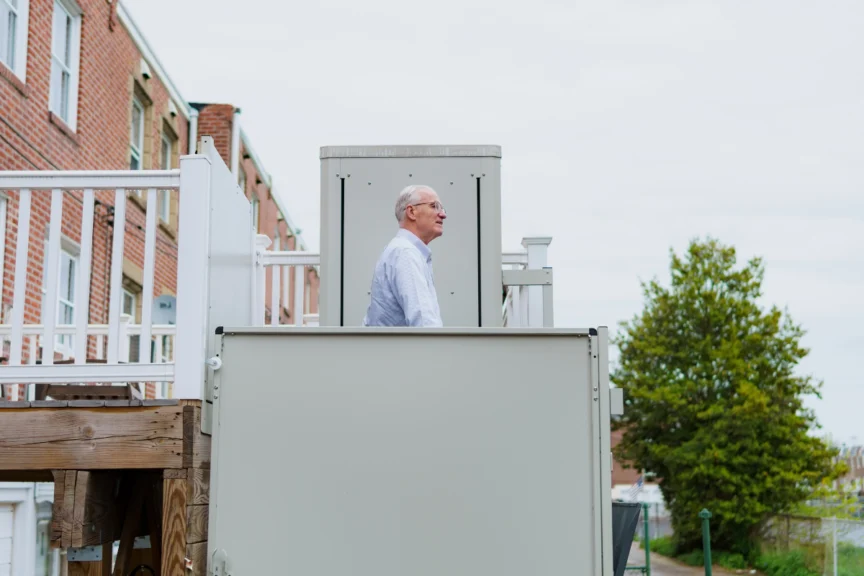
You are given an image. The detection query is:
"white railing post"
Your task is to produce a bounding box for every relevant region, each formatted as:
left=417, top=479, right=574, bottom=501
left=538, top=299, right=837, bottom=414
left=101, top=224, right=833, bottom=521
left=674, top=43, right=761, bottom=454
left=174, top=153, right=212, bottom=400
left=509, top=264, right=522, bottom=327
left=522, top=237, right=552, bottom=328
left=254, top=234, right=271, bottom=325
left=294, top=265, right=304, bottom=327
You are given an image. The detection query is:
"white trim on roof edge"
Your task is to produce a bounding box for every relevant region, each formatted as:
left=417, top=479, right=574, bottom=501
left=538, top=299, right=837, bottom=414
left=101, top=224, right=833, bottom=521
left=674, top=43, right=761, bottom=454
left=117, top=1, right=193, bottom=119
left=239, top=128, right=272, bottom=189
left=271, top=183, right=308, bottom=251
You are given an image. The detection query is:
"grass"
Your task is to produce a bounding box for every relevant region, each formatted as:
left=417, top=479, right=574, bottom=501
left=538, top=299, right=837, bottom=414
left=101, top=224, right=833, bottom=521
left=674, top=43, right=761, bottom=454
left=753, top=550, right=818, bottom=576
left=642, top=536, right=745, bottom=570
left=835, top=542, right=864, bottom=576
left=641, top=536, right=835, bottom=574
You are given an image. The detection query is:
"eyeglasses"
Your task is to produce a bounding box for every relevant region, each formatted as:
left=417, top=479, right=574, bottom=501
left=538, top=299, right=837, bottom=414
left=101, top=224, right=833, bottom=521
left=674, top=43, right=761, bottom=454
left=410, top=201, right=446, bottom=214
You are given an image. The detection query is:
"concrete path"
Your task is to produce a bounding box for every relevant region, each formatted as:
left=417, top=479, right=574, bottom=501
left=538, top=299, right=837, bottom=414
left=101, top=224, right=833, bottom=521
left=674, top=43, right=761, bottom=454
left=626, top=544, right=753, bottom=576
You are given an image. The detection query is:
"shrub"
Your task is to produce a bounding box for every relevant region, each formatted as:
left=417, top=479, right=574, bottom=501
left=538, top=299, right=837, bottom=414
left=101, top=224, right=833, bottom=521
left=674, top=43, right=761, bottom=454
left=647, top=536, right=676, bottom=557
left=754, top=550, right=818, bottom=576
left=715, top=552, right=747, bottom=569
left=676, top=550, right=704, bottom=566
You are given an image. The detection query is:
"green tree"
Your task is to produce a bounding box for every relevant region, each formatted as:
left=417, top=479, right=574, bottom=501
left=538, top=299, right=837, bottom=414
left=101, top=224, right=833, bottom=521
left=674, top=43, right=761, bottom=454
left=612, top=238, right=843, bottom=556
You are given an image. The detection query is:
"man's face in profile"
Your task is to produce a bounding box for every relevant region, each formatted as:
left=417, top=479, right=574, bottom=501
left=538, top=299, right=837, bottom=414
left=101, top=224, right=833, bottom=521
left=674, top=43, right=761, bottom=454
left=410, top=189, right=446, bottom=243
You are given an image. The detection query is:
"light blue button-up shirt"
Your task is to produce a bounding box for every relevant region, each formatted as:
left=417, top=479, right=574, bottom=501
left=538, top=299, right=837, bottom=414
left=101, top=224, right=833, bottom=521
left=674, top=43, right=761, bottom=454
left=362, top=229, right=443, bottom=327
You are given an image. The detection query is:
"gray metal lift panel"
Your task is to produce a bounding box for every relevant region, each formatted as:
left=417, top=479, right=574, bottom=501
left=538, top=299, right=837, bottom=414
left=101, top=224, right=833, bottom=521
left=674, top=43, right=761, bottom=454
left=319, top=146, right=503, bottom=328
left=208, top=328, right=612, bottom=576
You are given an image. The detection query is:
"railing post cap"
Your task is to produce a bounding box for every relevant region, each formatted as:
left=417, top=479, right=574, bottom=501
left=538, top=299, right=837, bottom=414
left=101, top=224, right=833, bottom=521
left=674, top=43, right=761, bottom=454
left=521, top=236, right=553, bottom=248
left=699, top=509, right=712, bottom=519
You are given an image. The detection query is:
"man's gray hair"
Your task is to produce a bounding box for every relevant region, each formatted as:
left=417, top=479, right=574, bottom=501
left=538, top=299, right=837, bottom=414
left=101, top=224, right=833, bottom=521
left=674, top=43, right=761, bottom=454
left=395, top=184, right=435, bottom=223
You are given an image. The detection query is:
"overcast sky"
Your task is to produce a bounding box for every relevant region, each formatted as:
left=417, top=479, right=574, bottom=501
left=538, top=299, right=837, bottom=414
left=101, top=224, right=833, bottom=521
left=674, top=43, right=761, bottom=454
left=124, top=0, right=863, bottom=445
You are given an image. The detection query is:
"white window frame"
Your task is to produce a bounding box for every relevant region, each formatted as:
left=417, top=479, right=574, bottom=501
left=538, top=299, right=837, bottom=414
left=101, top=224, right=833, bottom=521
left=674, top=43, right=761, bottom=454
left=0, top=483, right=37, bottom=576
left=49, top=0, right=81, bottom=130
left=56, top=249, right=77, bottom=356
left=130, top=96, right=144, bottom=172
left=41, top=238, right=78, bottom=358
left=122, top=288, right=137, bottom=319
left=1, top=0, right=30, bottom=80
left=158, top=133, right=173, bottom=222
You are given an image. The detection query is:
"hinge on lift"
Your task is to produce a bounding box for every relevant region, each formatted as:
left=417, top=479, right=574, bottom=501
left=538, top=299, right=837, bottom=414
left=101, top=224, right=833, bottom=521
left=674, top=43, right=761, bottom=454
left=211, top=549, right=230, bottom=576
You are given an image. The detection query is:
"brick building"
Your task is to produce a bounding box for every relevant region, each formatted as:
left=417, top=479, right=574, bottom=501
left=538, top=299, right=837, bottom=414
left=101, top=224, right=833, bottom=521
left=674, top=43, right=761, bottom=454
left=0, top=0, right=316, bottom=399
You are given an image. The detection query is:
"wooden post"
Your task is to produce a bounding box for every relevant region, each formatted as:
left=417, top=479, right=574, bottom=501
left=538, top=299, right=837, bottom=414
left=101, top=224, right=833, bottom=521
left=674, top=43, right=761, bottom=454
left=161, top=472, right=188, bottom=576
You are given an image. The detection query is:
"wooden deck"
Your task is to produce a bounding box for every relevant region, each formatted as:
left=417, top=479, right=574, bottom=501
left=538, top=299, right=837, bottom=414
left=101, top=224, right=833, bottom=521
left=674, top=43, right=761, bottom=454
left=0, top=399, right=210, bottom=576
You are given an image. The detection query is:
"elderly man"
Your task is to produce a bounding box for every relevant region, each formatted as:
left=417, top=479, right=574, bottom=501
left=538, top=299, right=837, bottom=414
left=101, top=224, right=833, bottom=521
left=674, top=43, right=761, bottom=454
left=362, top=184, right=447, bottom=327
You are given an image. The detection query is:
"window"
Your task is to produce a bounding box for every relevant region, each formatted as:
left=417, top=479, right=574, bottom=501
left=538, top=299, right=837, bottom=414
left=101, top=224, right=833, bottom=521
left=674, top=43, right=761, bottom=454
left=123, top=287, right=141, bottom=363
left=129, top=96, right=144, bottom=170
left=56, top=249, right=76, bottom=353
left=158, top=132, right=173, bottom=222
left=49, top=0, right=80, bottom=129
left=1, top=0, right=28, bottom=79
left=251, top=197, right=259, bottom=232
left=122, top=288, right=136, bottom=318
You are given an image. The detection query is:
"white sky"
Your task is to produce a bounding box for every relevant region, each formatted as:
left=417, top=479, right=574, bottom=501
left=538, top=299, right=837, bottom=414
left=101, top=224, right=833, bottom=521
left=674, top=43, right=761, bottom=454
left=124, top=0, right=863, bottom=445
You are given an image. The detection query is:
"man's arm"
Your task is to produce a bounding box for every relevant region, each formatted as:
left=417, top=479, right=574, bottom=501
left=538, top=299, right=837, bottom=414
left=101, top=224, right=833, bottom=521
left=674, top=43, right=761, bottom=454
left=390, top=251, right=443, bottom=327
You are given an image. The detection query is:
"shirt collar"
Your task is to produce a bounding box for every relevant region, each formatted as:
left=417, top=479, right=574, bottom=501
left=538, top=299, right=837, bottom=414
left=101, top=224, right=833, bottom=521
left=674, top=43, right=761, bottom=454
left=397, top=228, right=432, bottom=262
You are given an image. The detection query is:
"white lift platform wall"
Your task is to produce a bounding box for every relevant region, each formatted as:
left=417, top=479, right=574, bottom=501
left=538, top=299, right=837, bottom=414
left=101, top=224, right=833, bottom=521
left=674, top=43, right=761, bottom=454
left=206, top=327, right=614, bottom=576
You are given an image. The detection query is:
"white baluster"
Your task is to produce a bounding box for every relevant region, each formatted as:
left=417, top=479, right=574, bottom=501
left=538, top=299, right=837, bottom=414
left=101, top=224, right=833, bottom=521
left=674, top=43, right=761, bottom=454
left=107, top=189, right=126, bottom=364
left=294, top=265, right=304, bottom=327
left=42, top=188, right=64, bottom=367
left=74, top=189, right=95, bottom=364
left=271, top=263, right=281, bottom=326
left=140, top=188, right=157, bottom=361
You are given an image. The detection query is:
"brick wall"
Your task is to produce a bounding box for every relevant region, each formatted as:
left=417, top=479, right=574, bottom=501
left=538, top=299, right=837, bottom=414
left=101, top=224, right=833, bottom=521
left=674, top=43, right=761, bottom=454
left=0, top=0, right=188, bottom=398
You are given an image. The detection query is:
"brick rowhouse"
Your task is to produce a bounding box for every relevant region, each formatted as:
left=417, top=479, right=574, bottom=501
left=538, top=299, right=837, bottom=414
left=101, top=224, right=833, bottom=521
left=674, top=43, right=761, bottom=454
left=0, top=0, right=316, bottom=399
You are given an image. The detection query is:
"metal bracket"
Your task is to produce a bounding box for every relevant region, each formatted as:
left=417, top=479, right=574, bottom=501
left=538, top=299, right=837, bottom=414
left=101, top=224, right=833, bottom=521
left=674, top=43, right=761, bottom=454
left=501, top=268, right=553, bottom=286
left=211, top=549, right=230, bottom=576
left=67, top=535, right=150, bottom=562
left=610, top=387, right=624, bottom=416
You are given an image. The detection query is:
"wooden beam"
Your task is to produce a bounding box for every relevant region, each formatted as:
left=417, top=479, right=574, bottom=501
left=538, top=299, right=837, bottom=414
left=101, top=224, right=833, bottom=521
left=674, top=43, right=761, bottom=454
left=72, top=471, right=90, bottom=548
left=68, top=561, right=102, bottom=576
left=63, top=471, right=77, bottom=548
left=51, top=470, right=66, bottom=547
left=161, top=477, right=187, bottom=576
left=81, top=472, right=122, bottom=547
left=182, top=406, right=210, bottom=470
left=186, top=504, right=208, bottom=545
left=187, top=469, right=209, bottom=505
left=0, top=469, right=55, bottom=482
left=0, top=406, right=184, bottom=470
left=186, top=542, right=207, bottom=576
left=114, top=477, right=146, bottom=576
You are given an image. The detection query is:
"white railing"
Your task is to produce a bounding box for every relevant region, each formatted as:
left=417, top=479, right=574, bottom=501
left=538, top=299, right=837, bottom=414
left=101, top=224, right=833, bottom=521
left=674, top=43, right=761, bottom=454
left=0, top=171, right=180, bottom=399
left=502, top=237, right=552, bottom=328
left=0, top=144, right=554, bottom=402
left=254, top=235, right=319, bottom=327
